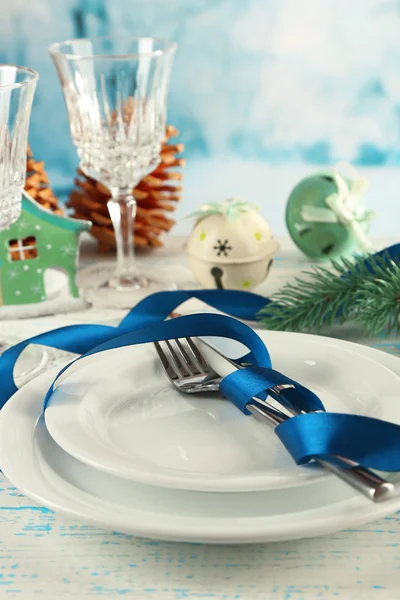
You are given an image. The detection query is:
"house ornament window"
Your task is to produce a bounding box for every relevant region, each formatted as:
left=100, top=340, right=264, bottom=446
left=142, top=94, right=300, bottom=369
left=8, top=237, right=38, bottom=261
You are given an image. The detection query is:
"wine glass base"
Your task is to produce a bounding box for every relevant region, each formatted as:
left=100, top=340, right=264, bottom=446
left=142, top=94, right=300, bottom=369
left=78, top=263, right=178, bottom=309
left=105, top=272, right=150, bottom=292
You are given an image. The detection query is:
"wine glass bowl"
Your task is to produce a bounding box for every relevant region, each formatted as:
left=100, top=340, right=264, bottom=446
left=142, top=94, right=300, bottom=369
left=0, top=65, right=38, bottom=229
left=49, top=38, right=177, bottom=304
left=0, top=65, right=49, bottom=382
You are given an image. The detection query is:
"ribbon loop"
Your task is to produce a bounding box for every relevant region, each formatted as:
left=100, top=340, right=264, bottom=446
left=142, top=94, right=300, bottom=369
left=220, top=366, right=325, bottom=415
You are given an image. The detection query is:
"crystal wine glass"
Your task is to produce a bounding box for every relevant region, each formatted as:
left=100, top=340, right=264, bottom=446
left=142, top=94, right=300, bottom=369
left=0, top=65, right=49, bottom=382
left=49, top=37, right=177, bottom=308
left=0, top=65, right=38, bottom=229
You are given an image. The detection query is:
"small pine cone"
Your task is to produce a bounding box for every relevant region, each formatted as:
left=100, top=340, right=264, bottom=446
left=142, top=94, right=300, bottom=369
left=25, top=146, right=63, bottom=215
left=67, top=125, right=185, bottom=250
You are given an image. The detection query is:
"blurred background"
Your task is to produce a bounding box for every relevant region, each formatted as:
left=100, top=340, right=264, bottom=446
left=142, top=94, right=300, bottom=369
left=1, top=0, right=400, bottom=235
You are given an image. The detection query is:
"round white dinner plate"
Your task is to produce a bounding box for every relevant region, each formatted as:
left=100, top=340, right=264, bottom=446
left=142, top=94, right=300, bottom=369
left=44, top=330, right=400, bottom=492
left=1, top=354, right=400, bottom=544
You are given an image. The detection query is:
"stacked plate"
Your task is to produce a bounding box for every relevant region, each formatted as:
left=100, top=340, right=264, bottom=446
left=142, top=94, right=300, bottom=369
left=1, top=328, right=400, bottom=544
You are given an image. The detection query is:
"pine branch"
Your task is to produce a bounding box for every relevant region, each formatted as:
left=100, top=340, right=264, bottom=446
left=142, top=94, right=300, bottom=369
left=350, top=258, right=400, bottom=337
left=257, top=252, right=395, bottom=333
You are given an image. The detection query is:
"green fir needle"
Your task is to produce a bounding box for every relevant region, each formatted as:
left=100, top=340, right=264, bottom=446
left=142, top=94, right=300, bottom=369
left=257, top=252, right=400, bottom=336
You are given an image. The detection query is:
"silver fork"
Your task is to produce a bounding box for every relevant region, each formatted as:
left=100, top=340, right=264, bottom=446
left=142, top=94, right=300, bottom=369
left=154, top=337, right=395, bottom=503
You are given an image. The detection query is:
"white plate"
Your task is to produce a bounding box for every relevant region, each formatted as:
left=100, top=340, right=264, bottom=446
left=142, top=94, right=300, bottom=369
left=1, top=344, right=400, bottom=544
left=44, top=330, right=400, bottom=492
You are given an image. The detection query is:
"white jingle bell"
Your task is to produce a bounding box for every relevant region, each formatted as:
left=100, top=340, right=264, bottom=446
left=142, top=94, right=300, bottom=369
left=186, top=199, right=278, bottom=290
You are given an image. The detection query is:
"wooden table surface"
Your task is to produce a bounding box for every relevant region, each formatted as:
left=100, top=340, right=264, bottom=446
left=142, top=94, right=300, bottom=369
left=1, top=237, right=399, bottom=599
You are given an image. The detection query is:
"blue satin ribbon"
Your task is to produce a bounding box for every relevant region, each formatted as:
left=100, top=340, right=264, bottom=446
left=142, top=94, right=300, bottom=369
left=2, top=268, right=400, bottom=471
left=365, top=242, right=400, bottom=269
left=0, top=289, right=266, bottom=408
left=42, top=313, right=270, bottom=408
left=276, top=412, right=400, bottom=471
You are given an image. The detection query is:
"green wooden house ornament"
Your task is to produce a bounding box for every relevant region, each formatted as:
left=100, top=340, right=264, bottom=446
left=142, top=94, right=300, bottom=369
left=0, top=191, right=91, bottom=317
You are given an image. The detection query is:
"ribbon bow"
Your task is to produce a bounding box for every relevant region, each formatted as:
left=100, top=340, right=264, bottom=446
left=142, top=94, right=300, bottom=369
left=187, top=198, right=260, bottom=222
left=301, top=163, right=375, bottom=252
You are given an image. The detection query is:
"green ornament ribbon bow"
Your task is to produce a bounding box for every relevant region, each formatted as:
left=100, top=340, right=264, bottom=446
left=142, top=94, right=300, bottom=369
left=187, top=198, right=260, bottom=222
left=300, top=163, right=376, bottom=252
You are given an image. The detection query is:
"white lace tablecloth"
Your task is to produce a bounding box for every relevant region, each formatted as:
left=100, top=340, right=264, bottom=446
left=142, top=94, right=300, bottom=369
left=1, top=236, right=399, bottom=600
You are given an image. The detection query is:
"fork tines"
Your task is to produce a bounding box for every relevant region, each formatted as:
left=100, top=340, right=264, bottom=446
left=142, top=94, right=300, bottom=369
left=154, top=338, right=211, bottom=382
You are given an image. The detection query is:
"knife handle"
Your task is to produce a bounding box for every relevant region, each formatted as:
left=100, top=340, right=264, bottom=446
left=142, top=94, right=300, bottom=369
left=247, top=400, right=395, bottom=503
left=316, top=456, right=394, bottom=502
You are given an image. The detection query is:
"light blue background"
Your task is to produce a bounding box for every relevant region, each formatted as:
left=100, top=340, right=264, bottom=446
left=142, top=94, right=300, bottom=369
left=1, top=0, right=400, bottom=212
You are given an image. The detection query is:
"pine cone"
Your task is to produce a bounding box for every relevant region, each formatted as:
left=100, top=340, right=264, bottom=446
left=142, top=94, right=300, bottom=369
left=68, top=125, right=185, bottom=250
left=25, top=146, right=63, bottom=215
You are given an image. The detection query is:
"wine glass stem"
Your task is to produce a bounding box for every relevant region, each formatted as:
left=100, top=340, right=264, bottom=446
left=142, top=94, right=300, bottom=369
left=107, top=190, right=142, bottom=288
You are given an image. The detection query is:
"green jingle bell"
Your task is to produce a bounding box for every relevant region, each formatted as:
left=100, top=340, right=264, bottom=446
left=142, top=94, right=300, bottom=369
left=286, top=169, right=373, bottom=261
